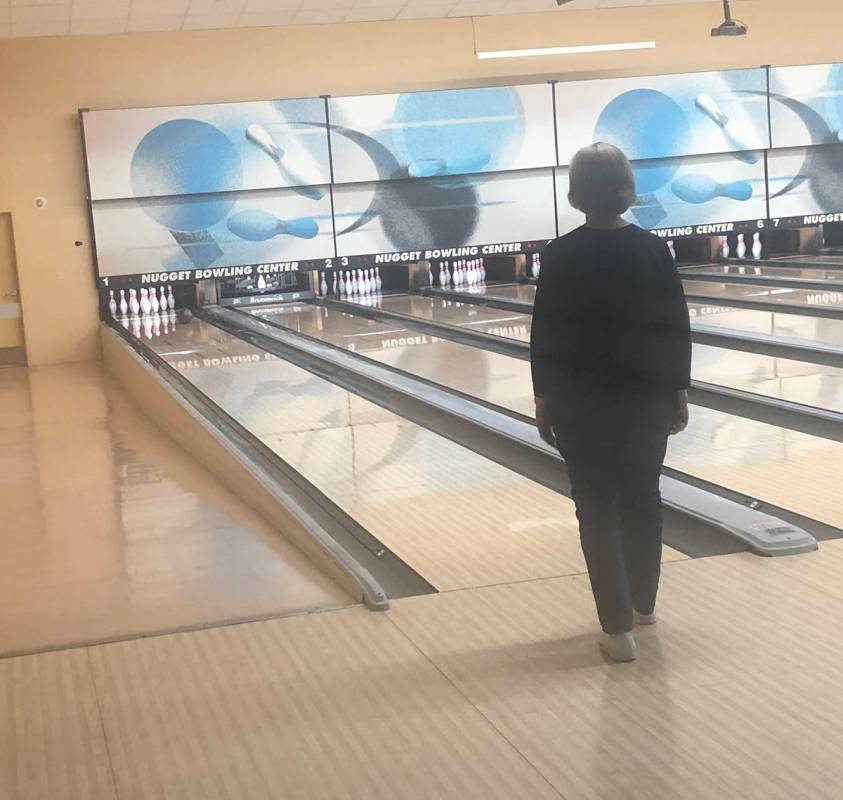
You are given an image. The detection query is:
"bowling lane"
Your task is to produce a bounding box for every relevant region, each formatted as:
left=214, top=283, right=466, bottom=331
left=376, top=293, right=531, bottom=342
left=688, top=302, right=843, bottom=349
left=682, top=264, right=843, bottom=283
left=773, top=254, right=843, bottom=267
left=683, top=280, right=843, bottom=310
left=143, top=315, right=682, bottom=591
left=255, top=302, right=843, bottom=415
left=247, top=303, right=843, bottom=531
left=248, top=303, right=535, bottom=416
left=449, top=282, right=537, bottom=303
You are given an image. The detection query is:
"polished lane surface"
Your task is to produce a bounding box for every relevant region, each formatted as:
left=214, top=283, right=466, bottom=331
left=0, top=361, right=350, bottom=657
left=682, top=280, right=843, bottom=310
left=447, top=282, right=537, bottom=303
left=682, top=263, right=843, bottom=282
left=382, top=289, right=843, bottom=350
left=253, top=303, right=843, bottom=415
left=146, top=316, right=689, bottom=591
left=250, top=302, right=843, bottom=530
left=688, top=302, right=843, bottom=349
left=375, top=292, right=531, bottom=341
left=772, top=254, right=843, bottom=266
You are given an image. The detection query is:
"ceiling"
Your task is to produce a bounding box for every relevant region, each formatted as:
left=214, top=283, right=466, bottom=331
left=0, top=0, right=719, bottom=40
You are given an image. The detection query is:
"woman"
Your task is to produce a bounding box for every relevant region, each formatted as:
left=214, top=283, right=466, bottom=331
left=531, top=143, right=691, bottom=663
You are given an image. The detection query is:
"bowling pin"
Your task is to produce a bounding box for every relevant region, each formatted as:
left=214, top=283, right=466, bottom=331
left=159, top=286, right=168, bottom=311
left=119, top=289, right=128, bottom=315
left=375, top=267, right=382, bottom=293
left=752, top=232, right=762, bottom=260
left=129, top=289, right=140, bottom=316
left=167, top=285, right=176, bottom=310
left=671, top=174, right=753, bottom=204
left=694, top=93, right=760, bottom=164
left=531, top=254, right=540, bottom=279
left=439, top=264, right=449, bottom=287
left=338, top=272, right=346, bottom=295
left=480, top=258, right=486, bottom=281
left=245, top=123, right=324, bottom=200
left=737, top=233, right=747, bottom=259
left=108, top=290, right=118, bottom=317
left=667, top=240, right=676, bottom=261
left=150, top=287, right=160, bottom=314
left=351, top=271, right=358, bottom=295
left=257, top=274, right=267, bottom=290
left=228, top=209, right=319, bottom=241
left=320, top=272, right=328, bottom=295
left=721, top=236, right=730, bottom=260
left=139, top=288, right=151, bottom=315
left=428, top=264, right=434, bottom=286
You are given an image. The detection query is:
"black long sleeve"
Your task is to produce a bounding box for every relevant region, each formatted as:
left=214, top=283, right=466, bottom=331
left=530, top=225, right=692, bottom=398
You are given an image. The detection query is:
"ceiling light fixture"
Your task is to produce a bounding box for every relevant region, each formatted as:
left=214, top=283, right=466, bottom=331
left=475, top=41, right=656, bottom=60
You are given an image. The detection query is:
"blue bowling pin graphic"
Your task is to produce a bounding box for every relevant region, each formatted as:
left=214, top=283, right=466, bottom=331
left=670, top=174, right=753, bottom=205
left=227, top=209, right=319, bottom=241
left=245, top=123, right=325, bottom=201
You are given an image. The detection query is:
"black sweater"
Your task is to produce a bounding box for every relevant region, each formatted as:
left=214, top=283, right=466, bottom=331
left=530, top=225, right=692, bottom=398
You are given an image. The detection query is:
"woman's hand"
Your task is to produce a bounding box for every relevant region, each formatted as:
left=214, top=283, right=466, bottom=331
left=671, top=389, right=689, bottom=435
left=535, top=397, right=556, bottom=447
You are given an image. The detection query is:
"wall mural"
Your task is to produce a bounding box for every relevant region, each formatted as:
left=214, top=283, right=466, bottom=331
left=80, top=62, right=843, bottom=284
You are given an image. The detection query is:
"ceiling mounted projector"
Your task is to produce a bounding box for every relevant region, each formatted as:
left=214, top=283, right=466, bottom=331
left=711, top=0, right=748, bottom=36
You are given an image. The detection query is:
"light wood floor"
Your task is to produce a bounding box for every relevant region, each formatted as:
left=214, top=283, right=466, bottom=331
left=0, top=363, right=351, bottom=657
left=4, top=541, right=842, bottom=799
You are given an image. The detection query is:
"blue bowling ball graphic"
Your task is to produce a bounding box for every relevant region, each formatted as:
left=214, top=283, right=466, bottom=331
left=594, top=89, right=691, bottom=194
left=392, top=87, right=522, bottom=186
left=131, top=119, right=242, bottom=231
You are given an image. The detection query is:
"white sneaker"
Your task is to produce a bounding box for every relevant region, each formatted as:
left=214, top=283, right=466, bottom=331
left=633, top=610, right=657, bottom=626
left=599, top=632, right=637, bottom=662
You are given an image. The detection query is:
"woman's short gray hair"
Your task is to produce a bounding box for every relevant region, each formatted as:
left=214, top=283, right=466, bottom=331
left=567, top=142, right=638, bottom=217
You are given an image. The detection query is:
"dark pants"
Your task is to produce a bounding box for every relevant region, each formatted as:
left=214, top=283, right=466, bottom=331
left=549, top=385, right=675, bottom=635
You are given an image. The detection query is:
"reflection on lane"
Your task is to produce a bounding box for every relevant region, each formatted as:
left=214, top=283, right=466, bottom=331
left=247, top=302, right=843, bottom=531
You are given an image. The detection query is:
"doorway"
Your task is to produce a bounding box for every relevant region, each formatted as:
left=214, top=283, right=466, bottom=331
left=0, top=213, right=26, bottom=367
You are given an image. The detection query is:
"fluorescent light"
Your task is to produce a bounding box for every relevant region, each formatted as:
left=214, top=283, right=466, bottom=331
left=475, top=41, right=656, bottom=59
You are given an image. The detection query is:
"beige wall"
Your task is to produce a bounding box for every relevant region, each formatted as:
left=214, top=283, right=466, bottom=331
left=0, top=0, right=840, bottom=366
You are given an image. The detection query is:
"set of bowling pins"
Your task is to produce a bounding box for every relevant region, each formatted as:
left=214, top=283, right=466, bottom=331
left=437, top=258, right=486, bottom=288
left=530, top=253, right=542, bottom=278
left=108, top=286, right=178, bottom=341
left=720, top=233, right=763, bottom=260
left=109, top=286, right=176, bottom=317
left=333, top=267, right=382, bottom=298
